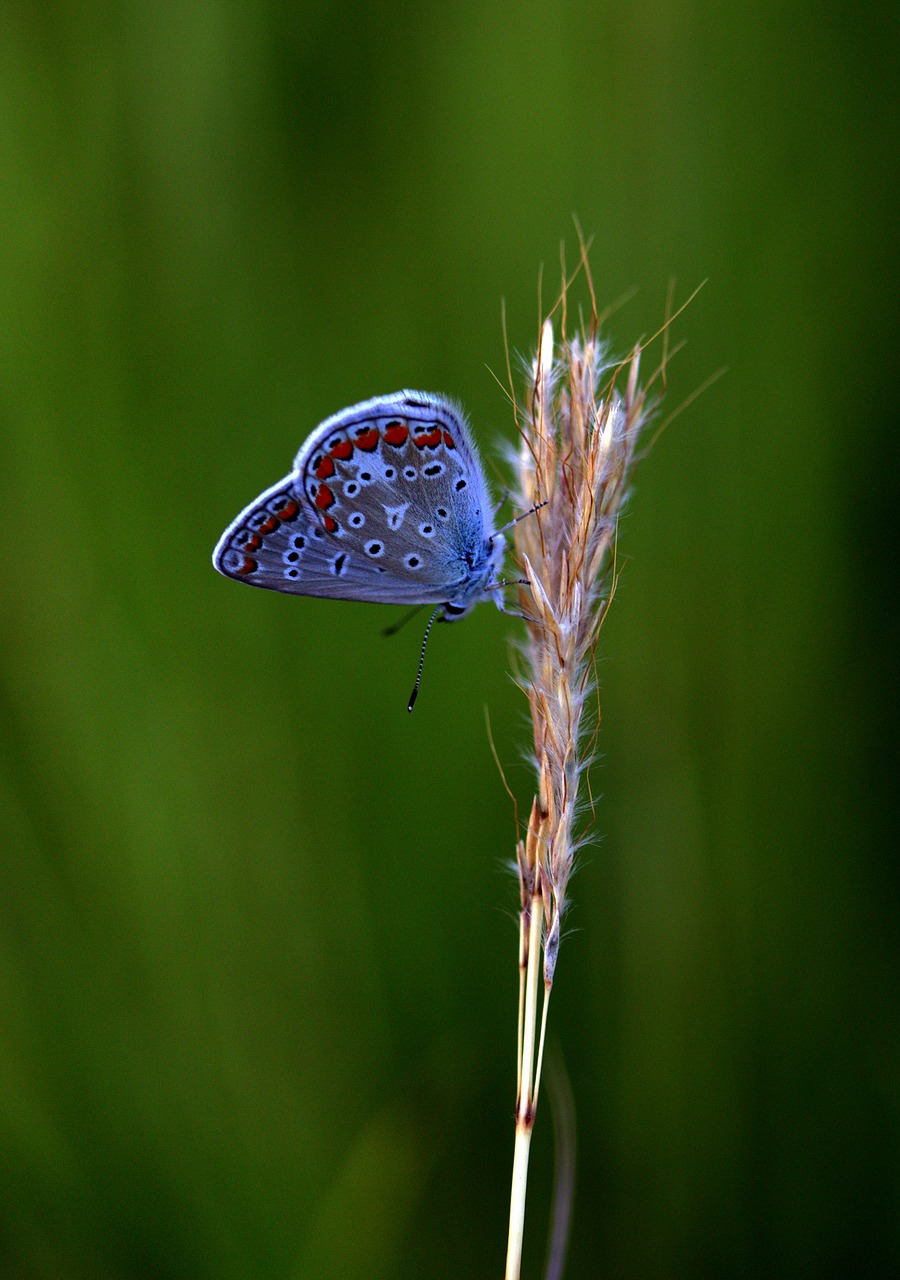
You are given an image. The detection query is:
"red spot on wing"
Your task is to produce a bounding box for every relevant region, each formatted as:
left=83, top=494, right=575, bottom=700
left=323, top=514, right=338, bottom=534
left=413, top=428, right=443, bottom=449
left=442, top=431, right=456, bottom=449
left=237, top=556, right=257, bottom=575
left=329, top=439, right=353, bottom=461
left=243, top=534, right=262, bottom=552
left=276, top=498, right=300, bottom=520
left=354, top=428, right=380, bottom=451
left=258, top=514, right=280, bottom=535
left=383, top=422, right=408, bottom=446
left=315, top=485, right=335, bottom=510
left=315, top=456, right=335, bottom=479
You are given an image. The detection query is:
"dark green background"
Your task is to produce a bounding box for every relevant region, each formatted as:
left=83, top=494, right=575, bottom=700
left=1, top=2, right=897, bottom=1277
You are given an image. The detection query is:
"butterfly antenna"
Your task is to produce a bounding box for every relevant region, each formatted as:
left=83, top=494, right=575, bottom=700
left=382, top=603, right=425, bottom=638
left=407, top=606, right=442, bottom=712
left=491, top=500, right=548, bottom=542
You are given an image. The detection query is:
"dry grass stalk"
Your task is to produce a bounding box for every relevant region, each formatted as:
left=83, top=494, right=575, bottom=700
left=504, top=274, right=657, bottom=1280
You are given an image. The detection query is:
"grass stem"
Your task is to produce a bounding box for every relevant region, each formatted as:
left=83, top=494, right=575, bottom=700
left=506, top=885, right=544, bottom=1280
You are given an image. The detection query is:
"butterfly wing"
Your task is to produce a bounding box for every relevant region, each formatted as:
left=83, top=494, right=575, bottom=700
left=212, top=392, right=498, bottom=606
left=212, top=474, right=369, bottom=597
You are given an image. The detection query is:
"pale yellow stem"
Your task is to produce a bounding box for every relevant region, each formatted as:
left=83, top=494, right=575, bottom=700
left=505, top=890, right=544, bottom=1280
left=516, top=908, right=527, bottom=1099
left=532, top=978, right=552, bottom=1108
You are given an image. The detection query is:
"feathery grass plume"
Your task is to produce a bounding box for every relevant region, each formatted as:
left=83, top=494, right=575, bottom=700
left=504, top=267, right=658, bottom=1280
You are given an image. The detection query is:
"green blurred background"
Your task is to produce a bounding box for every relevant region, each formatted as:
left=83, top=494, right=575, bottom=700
left=1, top=1, right=897, bottom=1276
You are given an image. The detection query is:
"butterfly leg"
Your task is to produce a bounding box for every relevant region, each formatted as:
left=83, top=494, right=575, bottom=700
left=382, top=603, right=426, bottom=638
left=485, top=579, right=529, bottom=619
left=492, top=488, right=516, bottom=516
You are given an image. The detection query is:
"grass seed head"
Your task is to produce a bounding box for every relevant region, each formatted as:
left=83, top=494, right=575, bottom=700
left=513, top=308, right=652, bottom=982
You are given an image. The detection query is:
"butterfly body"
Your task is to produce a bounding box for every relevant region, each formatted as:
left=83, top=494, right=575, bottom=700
left=213, top=392, right=505, bottom=619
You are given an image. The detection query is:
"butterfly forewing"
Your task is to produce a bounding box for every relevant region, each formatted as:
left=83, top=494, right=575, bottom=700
left=213, top=392, right=498, bottom=606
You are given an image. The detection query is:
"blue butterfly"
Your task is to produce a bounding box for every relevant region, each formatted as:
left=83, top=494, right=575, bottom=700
left=213, top=393, right=510, bottom=704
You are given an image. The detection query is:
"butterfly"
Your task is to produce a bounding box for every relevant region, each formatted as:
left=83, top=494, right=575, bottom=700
left=212, top=392, right=510, bottom=703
